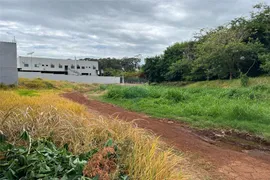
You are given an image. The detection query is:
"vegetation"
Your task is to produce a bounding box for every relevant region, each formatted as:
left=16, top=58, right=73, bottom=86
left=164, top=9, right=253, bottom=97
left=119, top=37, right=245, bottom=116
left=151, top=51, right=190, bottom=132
left=1, top=135, right=97, bottom=179
left=0, top=79, right=181, bottom=179
left=101, top=77, right=270, bottom=140
left=81, top=57, right=142, bottom=77
left=143, top=4, right=270, bottom=83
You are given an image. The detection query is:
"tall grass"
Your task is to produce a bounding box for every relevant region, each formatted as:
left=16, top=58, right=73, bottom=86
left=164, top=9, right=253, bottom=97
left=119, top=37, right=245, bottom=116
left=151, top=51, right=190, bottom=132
left=0, top=90, right=182, bottom=179
left=18, top=78, right=97, bottom=92
left=102, top=84, right=270, bottom=139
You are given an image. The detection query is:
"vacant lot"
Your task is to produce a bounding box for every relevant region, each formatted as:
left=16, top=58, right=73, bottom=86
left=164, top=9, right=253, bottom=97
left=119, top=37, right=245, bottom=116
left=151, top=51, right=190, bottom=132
left=0, top=79, right=181, bottom=180
left=101, top=77, right=270, bottom=140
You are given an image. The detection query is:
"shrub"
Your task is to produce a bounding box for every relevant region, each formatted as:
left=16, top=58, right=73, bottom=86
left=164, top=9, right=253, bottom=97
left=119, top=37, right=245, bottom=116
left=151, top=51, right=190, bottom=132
left=0, top=83, right=8, bottom=90
left=19, top=78, right=55, bottom=89
left=121, top=86, right=149, bottom=99
left=240, top=73, right=249, bottom=87
left=106, top=88, right=123, bottom=99
left=0, top=138, right=95, bottom=179
left=163, top=89, right=187, bottom=103
left=0, top=90, right=182, bottom=179
left=99, top=84, right=108, bottom=91
left=252, top=84, right=270, bottom=92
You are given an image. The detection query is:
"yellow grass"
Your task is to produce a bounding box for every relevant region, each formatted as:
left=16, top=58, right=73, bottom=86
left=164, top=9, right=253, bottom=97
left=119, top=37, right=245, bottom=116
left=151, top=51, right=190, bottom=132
left=0, top=89, right=182, bottom=179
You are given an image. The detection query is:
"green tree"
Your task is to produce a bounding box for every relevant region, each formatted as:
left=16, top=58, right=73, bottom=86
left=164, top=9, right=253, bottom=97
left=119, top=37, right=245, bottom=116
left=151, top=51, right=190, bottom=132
left=194, top=28, right=264, bottom=80
left=143, top=56, right=163, bottom=82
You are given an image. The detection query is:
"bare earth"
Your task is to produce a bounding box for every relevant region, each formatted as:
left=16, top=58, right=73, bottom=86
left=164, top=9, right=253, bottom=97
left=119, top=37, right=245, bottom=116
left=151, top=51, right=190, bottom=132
left=63, top=92, right=270, bottom=180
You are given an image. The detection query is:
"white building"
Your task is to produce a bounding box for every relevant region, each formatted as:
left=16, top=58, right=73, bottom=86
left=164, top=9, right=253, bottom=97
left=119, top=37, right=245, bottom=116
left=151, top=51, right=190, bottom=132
left=0, top=41, right=18, bottom=85
left=18, top=56, right=99, bottom=76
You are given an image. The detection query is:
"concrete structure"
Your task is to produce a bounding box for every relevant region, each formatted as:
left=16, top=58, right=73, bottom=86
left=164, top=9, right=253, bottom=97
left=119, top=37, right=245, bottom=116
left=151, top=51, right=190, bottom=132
left=18, top=72, right=120, bottom=84
left=18, top=56, right=99, bottom=76
left=0, top=41, right=18, bottom=85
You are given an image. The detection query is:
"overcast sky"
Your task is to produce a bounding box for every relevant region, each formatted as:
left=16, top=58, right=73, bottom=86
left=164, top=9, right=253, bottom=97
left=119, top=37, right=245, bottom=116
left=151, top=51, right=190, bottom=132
left=0, top=0, right=269, bottom=60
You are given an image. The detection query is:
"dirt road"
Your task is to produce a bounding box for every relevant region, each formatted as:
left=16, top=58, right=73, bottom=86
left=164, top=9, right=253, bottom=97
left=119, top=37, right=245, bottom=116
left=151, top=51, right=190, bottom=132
left=63, top=92, right=270, bottom=180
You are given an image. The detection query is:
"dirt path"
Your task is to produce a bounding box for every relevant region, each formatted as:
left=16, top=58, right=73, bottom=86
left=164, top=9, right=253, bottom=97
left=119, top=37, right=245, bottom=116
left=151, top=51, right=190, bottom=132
left=63, top=92, right=270, bottom=180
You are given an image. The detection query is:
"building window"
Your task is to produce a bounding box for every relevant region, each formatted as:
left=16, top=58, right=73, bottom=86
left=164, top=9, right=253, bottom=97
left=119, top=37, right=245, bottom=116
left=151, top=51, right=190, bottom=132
left=71, top=65, right=75, bottom=69
left=93, top=66, right=96, bottom=69
left=51, top=64, right=55, bottom=68
left=77, top=65, right=80, bottom=69
left=89, top=73, right=91, bottom=75
left=34, top=64, right=39, bottom=67
left=82, top=66, right=85, bottom=69
left=46, top=65, right=48, bottom=67
left=42, top=64, right=44, bottom=66
left=82, top=73, right=88, bottom=75
left=24, top=64, right=29, bottom=67
left=59, top=64, right=62, bottom=68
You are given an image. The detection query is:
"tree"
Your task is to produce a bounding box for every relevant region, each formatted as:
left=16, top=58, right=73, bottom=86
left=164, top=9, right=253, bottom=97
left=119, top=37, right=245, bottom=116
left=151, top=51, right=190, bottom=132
left=259, top=53, right=270, bottom=74
left=120, top=57, right=140, bottom=72
left=166, top=59, right=192, bottom=81
left=248, top=3, right=270, bottom=50
left=194, top=28, right=264, bottom=80
left=143, top=56, right=163, bottom=82
left=81, top=57, right=141, bottom=76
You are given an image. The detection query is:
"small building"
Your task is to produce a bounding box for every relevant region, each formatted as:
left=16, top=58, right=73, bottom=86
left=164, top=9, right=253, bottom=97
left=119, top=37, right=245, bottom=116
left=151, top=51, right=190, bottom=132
left=18, top=56, right=99, bottom=76
left=0, top=41, right=18, bottom=85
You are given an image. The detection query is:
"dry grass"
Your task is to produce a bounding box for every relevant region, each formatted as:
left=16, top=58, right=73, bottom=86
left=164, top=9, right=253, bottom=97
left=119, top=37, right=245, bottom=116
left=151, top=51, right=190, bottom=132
left=0, top=89, right=182, bottom=179
left=18, top=77, right=98, bottom=92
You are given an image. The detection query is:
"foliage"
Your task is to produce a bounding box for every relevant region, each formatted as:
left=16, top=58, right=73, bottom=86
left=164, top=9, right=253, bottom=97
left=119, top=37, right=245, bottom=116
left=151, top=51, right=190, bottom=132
left=0, top=138, right=95, bottom=179
left=194, top=28, right=264, bottom=80
left=259, top=53, right=270, bottom=74
left=240, top=73, right=249, bottom=87
left=103, top=81, right=270, bottom=139
left=143, top=55, right=164, bottom=82
left=142, top=3, right=270, bottom=83
left=0, top=87, right=182, bottom=179
left=81, top=57, right=141, bottom=77
left=17, top=78, right=97, bottom=92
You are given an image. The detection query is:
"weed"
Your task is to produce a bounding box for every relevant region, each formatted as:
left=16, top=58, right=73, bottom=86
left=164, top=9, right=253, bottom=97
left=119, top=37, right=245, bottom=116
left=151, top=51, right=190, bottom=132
left=0, top=89, right=182, bottom=180
left=122, top=86, right=149, bottom=99
left=163, top=89, right=188, bottom=103
left=103, top=83, right=270, bottom=139
left=17, top=89, right=39, bottom=96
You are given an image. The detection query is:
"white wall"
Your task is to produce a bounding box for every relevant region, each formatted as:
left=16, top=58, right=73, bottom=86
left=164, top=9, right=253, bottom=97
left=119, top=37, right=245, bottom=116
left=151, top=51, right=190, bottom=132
left=18, top=72, right=120, bottom=84
left=0, top=42, right=18, bottom=85
left=18, top=56, right=99, bottom=76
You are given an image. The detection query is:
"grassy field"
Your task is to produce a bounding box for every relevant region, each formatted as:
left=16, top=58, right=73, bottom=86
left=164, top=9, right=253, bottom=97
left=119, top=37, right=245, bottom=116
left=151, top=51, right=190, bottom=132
left=101, top=77, right=270, bottom=140
left=0, top=78, right=182, bottom=179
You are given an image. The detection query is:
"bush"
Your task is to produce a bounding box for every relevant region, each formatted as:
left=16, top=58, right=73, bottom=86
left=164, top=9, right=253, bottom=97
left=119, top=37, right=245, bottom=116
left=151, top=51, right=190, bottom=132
left=0, top=83, right=8, bottom=90
left=163, top=89, right=187, bottom=103
left=0, top=90, right=181, bottom=180
left=99, top=84, right=108, bottom=91
left=240, top=73, right=249, bottom=87
left=0, top=138, right=95, bottom=179
left=252, top=84, right=270, bottom=92
left=19, top=78, right=56, bottom=89
left=106, top=88, right=123, bottom=99
left=122, top=86, right=149, bottom=99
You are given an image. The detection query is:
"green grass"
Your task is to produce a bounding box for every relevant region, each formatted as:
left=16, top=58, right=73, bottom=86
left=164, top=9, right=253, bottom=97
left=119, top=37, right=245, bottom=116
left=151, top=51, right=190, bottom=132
left=17, top=89, right=39, bottom=96
left=100, top=78, right=270, bottom=140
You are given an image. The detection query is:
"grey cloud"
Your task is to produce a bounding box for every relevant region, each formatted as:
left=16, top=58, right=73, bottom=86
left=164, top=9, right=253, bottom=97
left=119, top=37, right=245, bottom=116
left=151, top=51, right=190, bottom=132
left=0, top=0, right=269, bottom=59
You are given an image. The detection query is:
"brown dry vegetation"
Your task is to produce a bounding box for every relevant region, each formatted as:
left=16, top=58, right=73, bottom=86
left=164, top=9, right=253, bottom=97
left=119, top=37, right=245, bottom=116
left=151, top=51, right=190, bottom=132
left=0, top=78, right=182, bottom=179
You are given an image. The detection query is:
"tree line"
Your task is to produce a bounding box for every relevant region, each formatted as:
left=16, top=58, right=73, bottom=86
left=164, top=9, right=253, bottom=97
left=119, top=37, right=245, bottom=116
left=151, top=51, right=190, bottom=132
left=143, top=3, right=270, bottom=83
left=80, top=57, right=141, bottom=77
